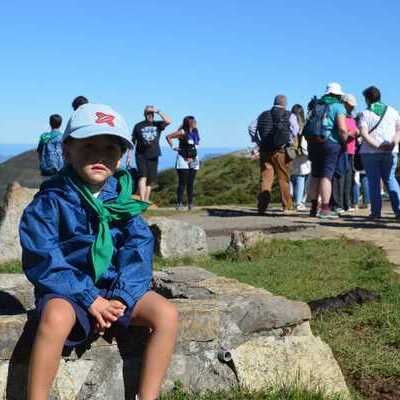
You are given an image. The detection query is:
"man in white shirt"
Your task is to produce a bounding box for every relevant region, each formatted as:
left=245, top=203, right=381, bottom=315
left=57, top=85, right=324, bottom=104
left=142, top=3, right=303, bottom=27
left=359, top=86, right=400, bottom=219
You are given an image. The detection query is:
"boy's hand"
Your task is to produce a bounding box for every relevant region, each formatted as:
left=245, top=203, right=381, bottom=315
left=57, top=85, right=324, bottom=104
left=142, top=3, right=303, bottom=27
left=89, top=296, right=125, bottom=333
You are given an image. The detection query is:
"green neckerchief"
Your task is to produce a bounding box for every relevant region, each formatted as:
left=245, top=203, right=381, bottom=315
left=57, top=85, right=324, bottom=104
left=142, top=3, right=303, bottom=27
left=321, top=95, right=342, bottom=105
left=39, top=130, right=61, bottom=145
left=64, top=166, right=149, bottom=282
left=369, top=101, right=387, bottom=117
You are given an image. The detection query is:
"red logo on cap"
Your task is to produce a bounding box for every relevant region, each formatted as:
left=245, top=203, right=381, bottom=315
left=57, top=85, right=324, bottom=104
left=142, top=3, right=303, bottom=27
left=95, top=112, right=115, bottom=127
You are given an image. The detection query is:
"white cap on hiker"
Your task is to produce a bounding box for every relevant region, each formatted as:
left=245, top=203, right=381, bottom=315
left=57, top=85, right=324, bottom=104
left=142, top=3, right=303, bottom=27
left=342, top=94, right=357, bottom=107
left=325, top=82, right=344, bottom=96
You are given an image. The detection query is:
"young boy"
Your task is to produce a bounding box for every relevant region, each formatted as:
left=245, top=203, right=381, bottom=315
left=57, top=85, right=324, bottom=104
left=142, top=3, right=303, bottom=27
left=37, top=114, right=64, bottom=176
left=20, top=104, right=178, bottom=400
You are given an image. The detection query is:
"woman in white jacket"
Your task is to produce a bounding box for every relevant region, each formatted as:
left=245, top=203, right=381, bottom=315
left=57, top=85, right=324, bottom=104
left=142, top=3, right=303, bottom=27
left=290, top=105, right=311, bottom=210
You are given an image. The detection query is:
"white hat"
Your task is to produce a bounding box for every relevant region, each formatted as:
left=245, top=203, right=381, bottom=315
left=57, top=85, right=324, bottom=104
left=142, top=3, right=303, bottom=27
left=342, top=94, right=357, bottom=107
left=325, top=82, right=344, bottom=96
left=63, top=103, right=133, bottom=149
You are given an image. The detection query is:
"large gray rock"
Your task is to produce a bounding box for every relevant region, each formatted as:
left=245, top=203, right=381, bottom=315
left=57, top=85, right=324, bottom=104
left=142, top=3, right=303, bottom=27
left=148, top=218, right=208, bottom=258
left=0, top=274, right=34, bottom=314
left=0, top=182, right=37, bottom=264
left=0, top=267, right=349, bottom=398
left=231, top=336, right=350, bottom=399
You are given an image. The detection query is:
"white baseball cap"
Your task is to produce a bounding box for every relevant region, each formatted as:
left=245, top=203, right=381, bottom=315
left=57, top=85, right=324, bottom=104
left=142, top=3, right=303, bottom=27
left=342, top=94, right=357, bottom=107
left=325, top=82, right=344, bottom=96
left=63, top=103, right=133, bottom=149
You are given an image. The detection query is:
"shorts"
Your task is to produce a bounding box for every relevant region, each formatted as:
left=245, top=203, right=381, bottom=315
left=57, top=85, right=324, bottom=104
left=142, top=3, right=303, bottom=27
left=34, top=288, right=147, bottom=347
left=308, top=140, right=341, bottom=179
left=135, top=154, right=158, bottom=186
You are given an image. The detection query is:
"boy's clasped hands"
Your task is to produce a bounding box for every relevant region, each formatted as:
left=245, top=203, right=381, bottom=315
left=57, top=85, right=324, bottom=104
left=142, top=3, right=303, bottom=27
left=89, top=296, right=126, bottom=335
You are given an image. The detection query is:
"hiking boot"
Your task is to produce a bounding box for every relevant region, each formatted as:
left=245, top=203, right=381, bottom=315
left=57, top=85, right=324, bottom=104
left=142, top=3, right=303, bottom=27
left=319, top=210, right=339, bottom=220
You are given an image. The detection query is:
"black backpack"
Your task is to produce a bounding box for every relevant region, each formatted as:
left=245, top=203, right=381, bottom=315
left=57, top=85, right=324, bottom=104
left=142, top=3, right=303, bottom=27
left=257, top=108, right=291, bottom=151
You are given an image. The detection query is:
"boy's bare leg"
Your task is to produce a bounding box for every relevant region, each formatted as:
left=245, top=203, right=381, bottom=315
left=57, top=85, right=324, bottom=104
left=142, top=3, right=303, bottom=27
left=137, top=177, right=147, bottom=201
left=131, top=291, right=178, bottom=400
left=28, top=298, right=76, bottom=400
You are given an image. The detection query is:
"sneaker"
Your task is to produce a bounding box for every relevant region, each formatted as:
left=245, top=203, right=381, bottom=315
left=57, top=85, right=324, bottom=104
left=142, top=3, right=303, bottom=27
left=309, top=209, right=319, bottom=217
left=367, top=214, right=381, bottom=221
left=176, top=203, right=185, bottom=211
left=319, top=210, right=339, bottom=220
left=188, top=203, right=193, bottom=211
left=347, top=207, right=356, bottom=212
left=296, top=203, right=307, bottom=211
left=333, top=207, right=345, bottom=215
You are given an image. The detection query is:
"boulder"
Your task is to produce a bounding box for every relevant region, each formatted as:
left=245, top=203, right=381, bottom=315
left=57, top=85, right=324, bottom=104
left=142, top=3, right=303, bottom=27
left=148, top=217, right=208, bottom=258
left=0, top=182, right=37, bottom=264
left=231, top=336, right=350, bottom=399
left=0, top=267, right=349, bottom=398
left=0, top=274, right=34, bottom=314
left=228, top=230, right=271, bottom=252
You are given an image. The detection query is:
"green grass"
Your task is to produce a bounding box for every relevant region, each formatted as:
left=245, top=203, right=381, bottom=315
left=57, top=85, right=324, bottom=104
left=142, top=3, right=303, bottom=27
left=156, top=238, right=400, bottom=398
left=0, top=259, right=22, bottom=273
left=160, top=383, right=346, bottom=400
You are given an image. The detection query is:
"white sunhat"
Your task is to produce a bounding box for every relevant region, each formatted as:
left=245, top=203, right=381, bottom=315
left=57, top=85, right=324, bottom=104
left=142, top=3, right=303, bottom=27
left=325, top=82, right=344, bottom=96
left=342, top=94, right=357, bottom=107
left=62, top=103, right=133, bottom=149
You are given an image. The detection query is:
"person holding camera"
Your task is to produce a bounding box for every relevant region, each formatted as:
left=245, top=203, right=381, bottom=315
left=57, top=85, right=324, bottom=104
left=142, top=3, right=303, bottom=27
left=166, top=116, right=200, bottom=211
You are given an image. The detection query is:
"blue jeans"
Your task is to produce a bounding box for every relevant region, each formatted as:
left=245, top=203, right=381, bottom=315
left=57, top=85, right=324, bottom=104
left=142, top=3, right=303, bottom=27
left=361, top=153, right=400, bottom=217
left=291, top=175, right=307, bottom=205
left=353, top=173, right=370, bottom=205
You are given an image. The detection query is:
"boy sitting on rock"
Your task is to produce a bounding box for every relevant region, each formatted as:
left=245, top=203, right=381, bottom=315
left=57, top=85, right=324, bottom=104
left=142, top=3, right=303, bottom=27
left=20, top=103, right=178, bottom=400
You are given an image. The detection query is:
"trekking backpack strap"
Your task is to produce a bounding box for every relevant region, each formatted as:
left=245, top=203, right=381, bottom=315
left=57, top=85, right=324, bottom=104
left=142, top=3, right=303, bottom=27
left=368, top=106, right=388, bottom=134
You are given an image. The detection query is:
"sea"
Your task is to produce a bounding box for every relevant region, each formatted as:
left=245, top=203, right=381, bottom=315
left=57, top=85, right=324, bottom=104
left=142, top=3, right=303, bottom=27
left=0, top=144, right=240, bottom=170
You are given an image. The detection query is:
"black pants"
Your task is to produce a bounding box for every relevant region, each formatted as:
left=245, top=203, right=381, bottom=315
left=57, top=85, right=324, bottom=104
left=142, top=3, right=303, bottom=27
left=177, top=169, right=197, bottom=204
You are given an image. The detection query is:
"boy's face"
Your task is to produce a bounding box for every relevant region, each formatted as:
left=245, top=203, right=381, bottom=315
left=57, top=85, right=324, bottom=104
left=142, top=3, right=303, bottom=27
left=63, top=135, right=123, bottom=192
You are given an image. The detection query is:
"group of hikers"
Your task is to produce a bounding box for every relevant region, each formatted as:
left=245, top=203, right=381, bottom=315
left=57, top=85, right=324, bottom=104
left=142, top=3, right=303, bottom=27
left=24, top=83, right=400, bottom=400
left=248, top=83, right=400, bottom=220
left=37, top=96, right=200, bottom=211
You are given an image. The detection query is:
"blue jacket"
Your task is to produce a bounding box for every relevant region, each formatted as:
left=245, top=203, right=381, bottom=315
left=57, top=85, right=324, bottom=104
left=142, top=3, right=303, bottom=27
left=19, top=173, right=154, bottom=311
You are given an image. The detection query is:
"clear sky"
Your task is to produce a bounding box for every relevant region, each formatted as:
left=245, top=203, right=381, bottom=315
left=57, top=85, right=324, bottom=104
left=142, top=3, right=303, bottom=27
left=1, top=0, right=399, bottom=147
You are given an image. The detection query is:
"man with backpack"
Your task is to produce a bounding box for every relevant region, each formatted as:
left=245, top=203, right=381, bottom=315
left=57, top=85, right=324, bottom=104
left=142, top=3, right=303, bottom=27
left=303, top=83, right=348, bottom=219
left=37, top=114, right=64, bottom=177
left=132, top=105, right=172, bottom=203
left=253, top=95, right=293, bottom=213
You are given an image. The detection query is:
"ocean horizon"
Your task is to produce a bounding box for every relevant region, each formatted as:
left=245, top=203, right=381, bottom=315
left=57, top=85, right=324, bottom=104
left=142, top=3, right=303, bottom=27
left=0, top=144, right=241, bottom=170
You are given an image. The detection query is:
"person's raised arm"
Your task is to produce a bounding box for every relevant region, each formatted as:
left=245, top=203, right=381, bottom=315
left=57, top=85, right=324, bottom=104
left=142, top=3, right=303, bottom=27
left=166, top=129, right=185, bottom=150
left=154, top=108, right=172, bottom=126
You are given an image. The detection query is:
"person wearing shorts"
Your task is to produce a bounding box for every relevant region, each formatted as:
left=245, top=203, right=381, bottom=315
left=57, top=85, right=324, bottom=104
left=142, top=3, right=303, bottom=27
left=307, top=83, right=348, bottom=219
left=20, top=103, right=178, bottom=400
left=132, top=105, right=172, bottom=202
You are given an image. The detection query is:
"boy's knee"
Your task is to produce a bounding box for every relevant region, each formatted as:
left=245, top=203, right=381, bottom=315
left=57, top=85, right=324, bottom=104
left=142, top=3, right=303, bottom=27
left=39, top=299, right=76, bottom=337
left=163, top=302, right=179, bottom=329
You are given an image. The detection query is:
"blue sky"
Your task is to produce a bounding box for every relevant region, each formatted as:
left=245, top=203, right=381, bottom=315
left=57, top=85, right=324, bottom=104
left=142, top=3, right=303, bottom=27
left=0, top=0, right=399, bottom=148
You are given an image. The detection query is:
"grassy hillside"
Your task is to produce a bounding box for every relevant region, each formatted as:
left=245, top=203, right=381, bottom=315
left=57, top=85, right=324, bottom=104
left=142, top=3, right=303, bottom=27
left=0, top=149, right=43, bottom=205
left=0, top=150, right=279, bottom=209
left=152, top=154, right=280, bottom=207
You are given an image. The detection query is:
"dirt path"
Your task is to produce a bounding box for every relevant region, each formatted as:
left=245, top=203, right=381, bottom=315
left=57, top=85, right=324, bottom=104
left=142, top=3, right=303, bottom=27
left=159, top=204, right=400, bottom=275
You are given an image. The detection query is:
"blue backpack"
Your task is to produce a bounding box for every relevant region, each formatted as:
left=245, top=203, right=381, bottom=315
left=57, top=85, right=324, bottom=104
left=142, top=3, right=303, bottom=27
left=303, top=98, right=330, bottom=142
left=38, top=132, right=64, bottom=176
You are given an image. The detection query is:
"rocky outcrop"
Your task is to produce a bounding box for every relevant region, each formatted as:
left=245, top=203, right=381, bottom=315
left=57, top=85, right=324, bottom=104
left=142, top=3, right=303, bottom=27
left=148, top=217, right=208, bottom=258
left=228, top=230, right=272, bottom=252
left=0, top=267, right=350, bottom=399
left=0, top=183, right=37, bottom=264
